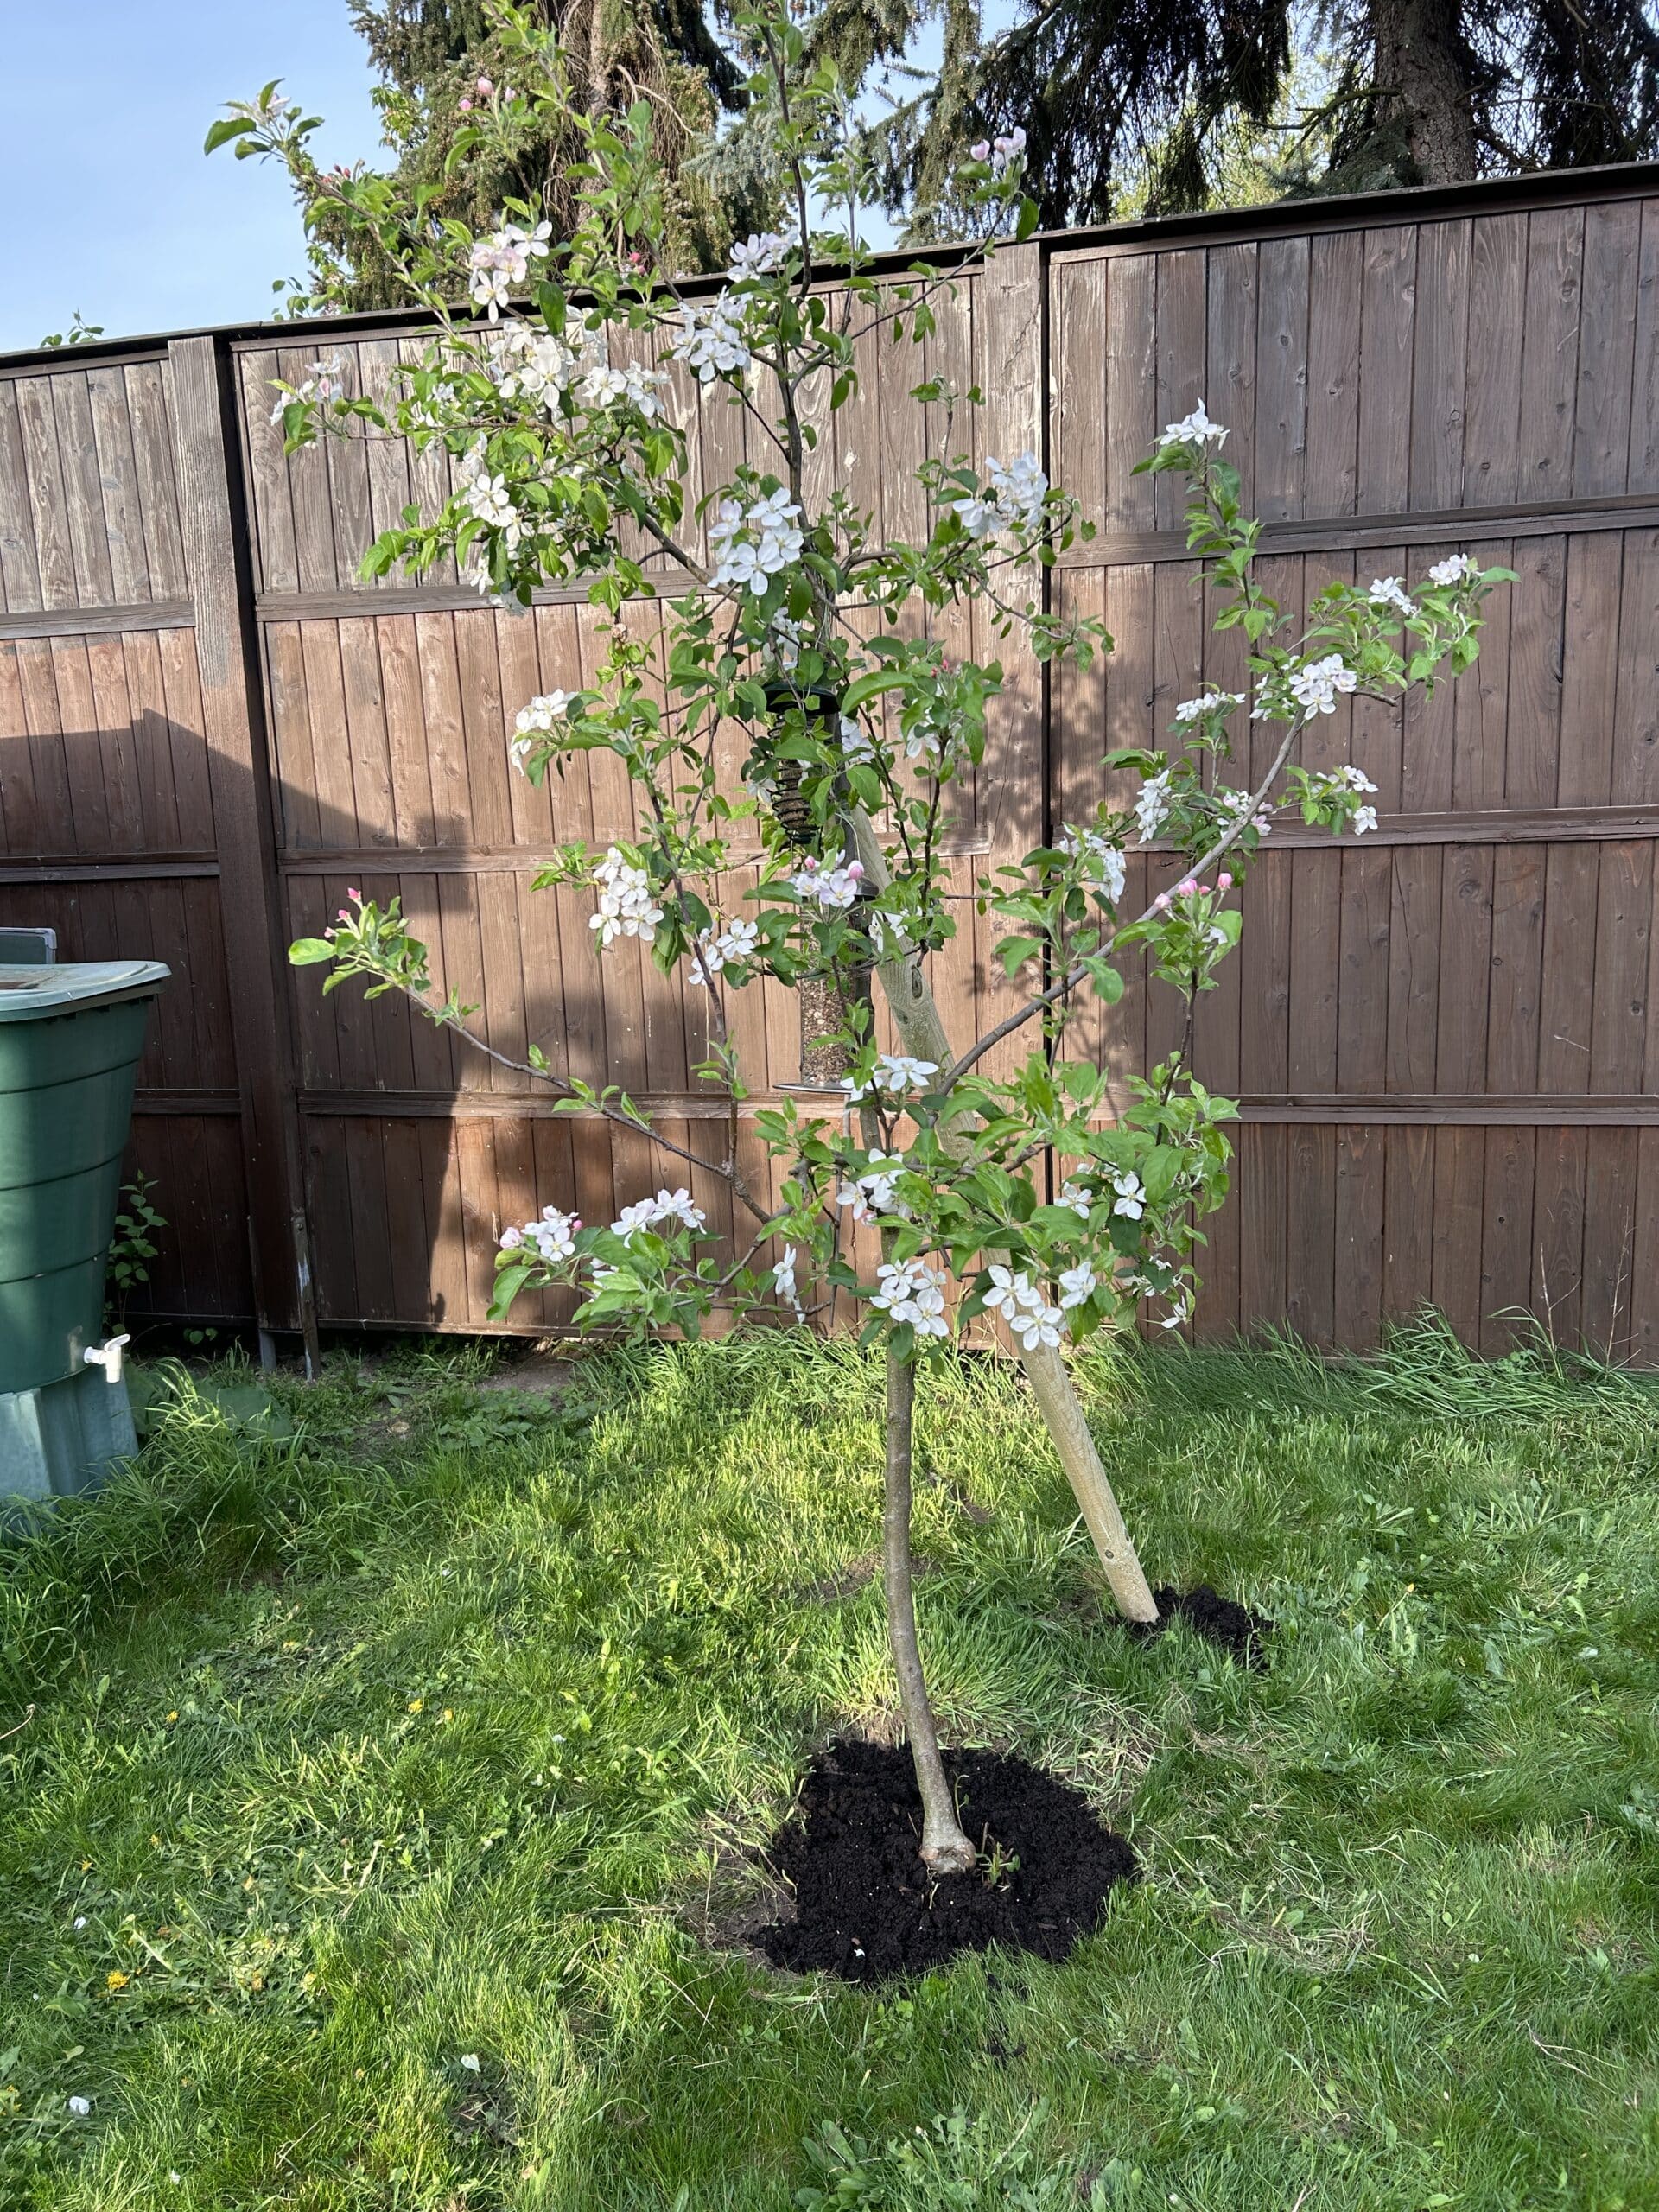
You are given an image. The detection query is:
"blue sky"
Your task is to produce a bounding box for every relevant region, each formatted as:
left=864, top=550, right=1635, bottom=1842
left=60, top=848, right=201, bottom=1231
left=0, top=2, right=384, bottom=353
left=0, top=0, right=1004, bottom=356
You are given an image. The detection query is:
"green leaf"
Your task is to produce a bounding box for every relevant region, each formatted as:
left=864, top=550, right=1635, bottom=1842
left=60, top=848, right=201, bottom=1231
left=841, top=670, right=907, bottom=711
left=997, top=935, right=1043, bottom=979
left=203, top=117, right=255, bottom=155
left=289, top=938, right=337, bottom=966
left=487, top=1262, right=536, bottom=1321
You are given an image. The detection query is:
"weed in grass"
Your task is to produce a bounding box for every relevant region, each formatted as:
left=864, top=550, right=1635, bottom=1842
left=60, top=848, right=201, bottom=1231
left=0, top=1324, right=1656, bottom=2209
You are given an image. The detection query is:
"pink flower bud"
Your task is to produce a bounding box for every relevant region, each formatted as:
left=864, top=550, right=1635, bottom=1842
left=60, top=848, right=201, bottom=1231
left=970, top=141, right=991, bottom=161
left=1175, top=876, right=1198, bottom=898
left=459, top=98, right=472, bottom=111
left=1217, top=870, right=1233, bottom=891
left=848, top=860, right=864, bottom=878
left=475, top=75, right=493, bottom=95
left=347, top=887, right=360, bottom=901
left=1153, top=892, right=1171, bottom=912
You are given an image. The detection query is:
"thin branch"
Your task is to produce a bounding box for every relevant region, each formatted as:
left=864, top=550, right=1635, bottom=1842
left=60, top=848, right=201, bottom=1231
left=381, top=973, right=770, bottom=1222
left=938, top=717, right=1308, bottom=1090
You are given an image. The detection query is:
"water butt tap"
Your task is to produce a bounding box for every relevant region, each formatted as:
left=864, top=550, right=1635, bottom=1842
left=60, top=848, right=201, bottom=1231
left=83, top=1334, right=131, bottom=1384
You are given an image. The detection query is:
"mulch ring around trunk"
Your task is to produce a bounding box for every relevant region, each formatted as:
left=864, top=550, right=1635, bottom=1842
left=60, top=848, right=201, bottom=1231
left=1132, top=1583, right=1273, bottom=1668
left=755, top=1738, right=1137, bottom=1983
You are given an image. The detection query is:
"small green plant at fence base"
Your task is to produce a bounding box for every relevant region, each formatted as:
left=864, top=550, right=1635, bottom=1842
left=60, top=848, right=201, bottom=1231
left=105, top=1172, right=166, bottom=1329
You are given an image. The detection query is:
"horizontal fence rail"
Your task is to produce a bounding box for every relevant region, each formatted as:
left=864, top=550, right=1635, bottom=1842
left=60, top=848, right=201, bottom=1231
left=3, top=164, right=1657, bottom=1357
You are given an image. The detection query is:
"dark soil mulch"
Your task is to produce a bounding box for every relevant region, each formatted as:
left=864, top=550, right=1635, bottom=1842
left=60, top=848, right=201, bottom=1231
left=756, top=1738, right=1137, bottom=1983
left=1134, top=1583, right=1273, bottom=1667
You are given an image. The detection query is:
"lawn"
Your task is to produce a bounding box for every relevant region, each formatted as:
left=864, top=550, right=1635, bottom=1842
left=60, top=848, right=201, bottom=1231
left=1, top=1324, right=1656, bottom=2211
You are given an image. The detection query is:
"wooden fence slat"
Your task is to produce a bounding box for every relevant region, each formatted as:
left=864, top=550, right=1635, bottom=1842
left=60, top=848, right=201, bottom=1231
left=168, top=334, right=316, bottom=1353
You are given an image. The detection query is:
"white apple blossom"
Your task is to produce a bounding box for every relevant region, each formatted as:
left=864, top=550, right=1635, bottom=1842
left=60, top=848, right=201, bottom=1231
left=728, top=229, right=791, bottom=279
left=466, top=474, right=517, bottom=529
left=839, top=715, right=875, bottom=764
left=1058, top=1179, right=1092, bottom=1219
left=1111, top=1171, right=1146, bottom=1220
left=772, top=1243, right=805, bottom=1318
left=1134, top=770, right=1173, bottom=844
left=1353, top=805, right=1378, bottom=835
left=789, top=855, right=865, bottom=909
left=67, top=2097, right=92, bottom=2117
left=983, top=1263, right=1032, bottom=1319
left=767, top=613, right=804, bottom=671
left=867, top=910, right=911, bottom=959
left=491, top=324, right=582, bottom=405
left=502, top=1205, right=581, bottom=1263
left=468, top=220, right=552, bottom=316
left=510, top=690, right=573, bottom=773
left=709, top=489, right=804, bottom=594
left=837, top=1151, right=906, bottom=1224
left=269, top=353, right=345, bottom=423
left=613, top=1187, right=706, bottom=1238
left=1368, top=575, right=1415, bottom=617
left=1008, top=1299, right=1065, bottom=1350
left=457, top=440, right=522, bottom=543
left=988, top=452, right=1047, bottom=528
left=671, top=296, right=753, bottom=381
left=852, top=1053, right=939, bottom=1102
left=1215, top=785, right=1274, bottom=836
left=577, top=356, right=667, bottom=417
left=1058, top=824, right=1128, bottom=903
left=989, top=126, right=1027, bottom=176
left=1057, top=1261, right=1097, bottom=1310
left=228, top=87, right=298, bottom=135
left=692, top=915, right=760, bottom=980
left=1427, top=553, right=1477, bottom=587
left=950, top=489, right=1001, bottom=537
left=1173, top=690, right=1243, bottom=723
left=1287, top=654, right=1358, bottom=716
left=1158, top=399, right=1227, bottom=449
left=589, top=847, right=664, bottom=947
left=871, top=1256, right=950, bottom=1337
left=982, top=1266, right=1063, bottom=1348
left=950, top=451, right=1048, bottom=540
left=1338, top=765, right=1378, bottom=793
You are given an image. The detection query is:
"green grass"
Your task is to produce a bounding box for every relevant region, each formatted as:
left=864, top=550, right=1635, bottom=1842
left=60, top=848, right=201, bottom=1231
left=1, top=1322, right=1656, bottom=2211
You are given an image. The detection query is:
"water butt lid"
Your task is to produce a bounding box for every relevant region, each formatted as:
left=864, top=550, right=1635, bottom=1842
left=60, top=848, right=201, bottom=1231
left=0, top=960, right=170, bottom=1021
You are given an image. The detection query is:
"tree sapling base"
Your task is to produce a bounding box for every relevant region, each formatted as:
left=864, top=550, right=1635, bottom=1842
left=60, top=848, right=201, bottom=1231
left=756, top=1738, right=1137, bottom=1982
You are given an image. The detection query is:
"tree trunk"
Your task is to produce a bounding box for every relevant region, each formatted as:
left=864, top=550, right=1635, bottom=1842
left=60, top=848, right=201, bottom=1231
left=1370, top=0, right=1479, bottom=183
left=883, top=1349, right=978, bottom=1873
left=849, top=807, right=1160, bottom=1624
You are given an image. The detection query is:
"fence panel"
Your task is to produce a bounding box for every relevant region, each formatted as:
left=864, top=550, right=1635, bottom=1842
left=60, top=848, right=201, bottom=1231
left=1049, top=176, right=1659, bottom=1359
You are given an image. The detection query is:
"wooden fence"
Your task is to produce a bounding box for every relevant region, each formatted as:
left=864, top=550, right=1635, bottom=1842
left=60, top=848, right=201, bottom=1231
left=3, top=162, right=1657, bottom=1357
